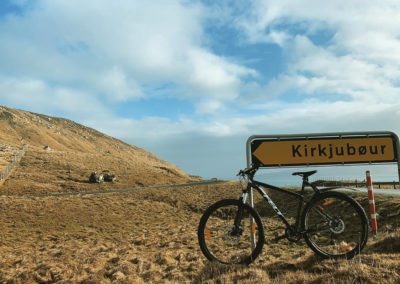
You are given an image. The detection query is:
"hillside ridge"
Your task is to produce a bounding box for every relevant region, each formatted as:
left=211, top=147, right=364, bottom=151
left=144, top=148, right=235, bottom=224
left=0, top=106, right=198, bottom=195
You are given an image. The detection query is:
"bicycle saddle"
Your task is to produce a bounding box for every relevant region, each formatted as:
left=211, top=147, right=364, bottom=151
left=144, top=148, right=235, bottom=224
left=292, top=170, right=317, bottom=178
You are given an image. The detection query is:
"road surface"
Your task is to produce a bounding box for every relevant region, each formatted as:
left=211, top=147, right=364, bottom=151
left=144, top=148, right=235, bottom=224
left=337, top=187, right=400, bottom=196
left=9, top=179, right=400, bottom=199
left=21, top=179, right=227, bottom=198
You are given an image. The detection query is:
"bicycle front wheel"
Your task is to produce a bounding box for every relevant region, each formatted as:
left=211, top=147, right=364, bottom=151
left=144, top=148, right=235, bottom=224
left=198, top=199, right=264, bottom=265
left=302, top=191, right=368, bottom=259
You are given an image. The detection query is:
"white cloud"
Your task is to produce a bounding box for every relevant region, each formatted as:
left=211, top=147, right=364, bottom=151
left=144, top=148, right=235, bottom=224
left=185, top=48, right=256, bottom=101
left=0, top=0, right=254, bottom=107
left=229, top=1, right=400, bottom=104
left=95, top=97, right=400, bottom=144
left=195, top=100, right=225, bottom=114
left=98, top=66, right=143, bottom=102
left=0, top=76, right=110, bottom=118
left=251, top=35, right=400, bottom=103
left=244, top=100, right=400, bottom=134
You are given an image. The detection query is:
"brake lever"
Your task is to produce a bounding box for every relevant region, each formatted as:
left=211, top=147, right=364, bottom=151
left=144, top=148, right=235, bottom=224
left=237, top=168, right=250, bottom=176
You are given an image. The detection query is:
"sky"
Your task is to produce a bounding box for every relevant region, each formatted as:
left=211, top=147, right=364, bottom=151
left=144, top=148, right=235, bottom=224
left=0, top=0, right=400, bottom=182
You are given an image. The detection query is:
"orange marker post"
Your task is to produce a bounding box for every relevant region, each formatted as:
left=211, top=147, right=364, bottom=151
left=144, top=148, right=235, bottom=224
left=366, top=171, right=378, bottom=235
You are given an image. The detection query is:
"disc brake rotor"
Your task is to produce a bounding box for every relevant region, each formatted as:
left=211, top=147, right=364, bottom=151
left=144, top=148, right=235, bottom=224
left=329, top=217, right=345, bottom=234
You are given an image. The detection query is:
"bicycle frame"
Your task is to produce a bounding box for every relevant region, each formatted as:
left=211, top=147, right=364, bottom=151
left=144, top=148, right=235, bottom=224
left=240, top=177, right=320, bottom=235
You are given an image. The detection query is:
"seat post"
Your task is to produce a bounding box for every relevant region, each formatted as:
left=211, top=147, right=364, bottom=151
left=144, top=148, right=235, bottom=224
left=301, top=176, right=308, bottom=193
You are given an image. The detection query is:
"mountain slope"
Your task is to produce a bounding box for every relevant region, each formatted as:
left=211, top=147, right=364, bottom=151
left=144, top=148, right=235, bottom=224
left=0, top=106, right=198, bottom=195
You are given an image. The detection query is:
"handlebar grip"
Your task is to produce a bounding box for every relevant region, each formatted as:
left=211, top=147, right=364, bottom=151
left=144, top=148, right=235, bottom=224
left=237, top=167, right=251, bottom=176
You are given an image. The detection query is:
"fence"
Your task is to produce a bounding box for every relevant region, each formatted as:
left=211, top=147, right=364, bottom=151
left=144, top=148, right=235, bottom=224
left=0, top=144, right=28, bottom=183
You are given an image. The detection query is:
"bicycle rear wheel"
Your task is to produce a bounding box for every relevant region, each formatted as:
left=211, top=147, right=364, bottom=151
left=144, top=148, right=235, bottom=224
left=302, top=191, right=368, bottom=259
left=198, top=199, right=264, bottom=265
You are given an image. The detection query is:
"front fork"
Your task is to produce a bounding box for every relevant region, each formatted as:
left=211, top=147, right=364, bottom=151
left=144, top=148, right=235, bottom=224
left=240, top=187, right=256, bottom=250
left=231, top=192, right=249, bottom=236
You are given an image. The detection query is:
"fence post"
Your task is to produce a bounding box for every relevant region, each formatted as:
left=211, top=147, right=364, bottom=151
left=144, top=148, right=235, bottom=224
left=366, top=171, right=378, bottom=236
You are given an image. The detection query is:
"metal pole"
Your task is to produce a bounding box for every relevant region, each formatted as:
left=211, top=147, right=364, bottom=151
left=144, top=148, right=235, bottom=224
left=249, top=187, right=256, bottom=251
left=393, top=134, right=400, bottom=190
left=398, top=166, right=400, bottom=190
left=246, top=140, right=257, bottom=251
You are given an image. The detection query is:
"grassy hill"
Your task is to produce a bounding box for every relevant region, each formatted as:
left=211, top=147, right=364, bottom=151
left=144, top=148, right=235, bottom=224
left=0, top=106, right=198, bottom=195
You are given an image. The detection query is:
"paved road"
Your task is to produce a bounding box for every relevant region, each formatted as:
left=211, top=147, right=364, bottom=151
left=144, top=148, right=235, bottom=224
left=11, top=179, right=400, bottom=199
left=337, top=187, right=400, bottom=196
left=21, top=179, right=227, bottom=198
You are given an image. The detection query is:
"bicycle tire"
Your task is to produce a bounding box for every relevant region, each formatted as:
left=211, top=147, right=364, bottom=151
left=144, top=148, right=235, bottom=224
left=198, top=199, right=265, bottom=265
left=302, top=191, right=368, bottom=259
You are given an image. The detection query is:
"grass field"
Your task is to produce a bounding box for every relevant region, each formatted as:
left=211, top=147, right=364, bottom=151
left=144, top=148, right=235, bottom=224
left=0, top=182, right=399, bottom=283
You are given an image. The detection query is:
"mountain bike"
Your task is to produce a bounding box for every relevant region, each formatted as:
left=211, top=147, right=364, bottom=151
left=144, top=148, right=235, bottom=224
left=198, top=164, right=369, bottom=265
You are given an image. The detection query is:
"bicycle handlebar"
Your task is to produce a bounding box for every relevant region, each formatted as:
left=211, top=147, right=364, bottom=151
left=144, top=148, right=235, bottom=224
left=237, top=163, right=260, bottom=177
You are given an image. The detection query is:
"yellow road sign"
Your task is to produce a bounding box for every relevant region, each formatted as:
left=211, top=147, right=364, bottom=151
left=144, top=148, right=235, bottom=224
left=252, top=137, right=396, bottom=166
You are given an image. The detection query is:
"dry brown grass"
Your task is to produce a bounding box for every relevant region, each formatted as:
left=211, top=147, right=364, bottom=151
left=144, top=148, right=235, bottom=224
left=0, top=144, right=20, bottom=172
left=0, top=182, right=399, bottom=283
left=0, top=145, right=196, bottom=195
